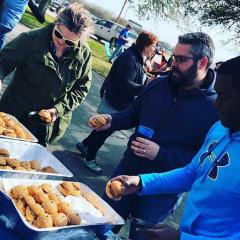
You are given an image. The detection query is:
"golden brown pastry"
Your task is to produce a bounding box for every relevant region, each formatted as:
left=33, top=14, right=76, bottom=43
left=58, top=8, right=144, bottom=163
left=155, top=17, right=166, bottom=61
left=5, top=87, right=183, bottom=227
left=16, top=198, right=26, bottom=216
left=90, top=115, right=107, bottom=128
left=28, top=203, right=45, bottom=216
left=0, top=125, right=5, bottom=134
left=0, top=148, right=10, bottom=158
left=5, top=118, right=15, bottom=128
left=23, top=195, right=35, bottom=206
left=25, top=206, right=37, bottom=223
left=67, top=212, right=81, bottom=225
left=39, top=110, right=52, bottom=123
left=0, top=112, right=7, bottom=117
left=2, top=165, right=13, bottom=170
left=52, top=213, right=68, bottom=227
left=6, top=158, right=20, bottom=167
left=0, top=157, right=7, bottom=165
left=0, top=118, right=6, bottom=127
left=71, top=182, right=81, bottom=196
left=14, top=166, right=27, bottom=171
left=41, top=166, right=56, bottom=173
left=105, top=180, right=123, bottom=201
left=11, top=185, right=29, bottom=199
left=34, top=191, right=49, bottom=204
left=15, top=129, right=26, bottom=139
left=20, top=161, right=31, bottom=170
left=3, top=129, right=17, bottom=138
left=48, top=192, right=61, bottom=204
left=57, top=201, right=72, bottom=215
left=57, top=184, right=69, bottom=197
left=42, top=200, right=58, bottom=215
left=27, top=185, right=43, bottom=197
left=30, top=160, right=41, bottom=170
left=40, top=183, right=53, bottom=194
left=35, top=213, right=53, bottom=228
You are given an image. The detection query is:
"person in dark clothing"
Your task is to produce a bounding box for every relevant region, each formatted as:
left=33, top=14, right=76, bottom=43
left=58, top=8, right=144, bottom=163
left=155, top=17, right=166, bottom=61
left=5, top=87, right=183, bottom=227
left=76, top=31, right=158, bottom=174
left=92, top=32, right=219, bottom=240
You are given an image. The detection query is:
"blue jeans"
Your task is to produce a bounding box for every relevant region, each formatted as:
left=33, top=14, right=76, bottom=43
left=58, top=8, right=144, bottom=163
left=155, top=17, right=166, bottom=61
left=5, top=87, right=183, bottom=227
left=102, top=161, right=178, bottom=240
left=109, top=43, right=124, bottom=62
left=0, top=25, right=12, bottom=49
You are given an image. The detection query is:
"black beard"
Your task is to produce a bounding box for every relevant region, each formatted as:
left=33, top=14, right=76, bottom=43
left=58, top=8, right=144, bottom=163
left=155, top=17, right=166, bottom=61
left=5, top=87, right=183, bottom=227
left=169, top=61, right=198, bottom=87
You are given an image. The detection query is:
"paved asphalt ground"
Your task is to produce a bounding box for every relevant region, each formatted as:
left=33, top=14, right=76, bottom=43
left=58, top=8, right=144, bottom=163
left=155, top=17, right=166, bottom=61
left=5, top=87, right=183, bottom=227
left=3, top=23, right=183, bottom=238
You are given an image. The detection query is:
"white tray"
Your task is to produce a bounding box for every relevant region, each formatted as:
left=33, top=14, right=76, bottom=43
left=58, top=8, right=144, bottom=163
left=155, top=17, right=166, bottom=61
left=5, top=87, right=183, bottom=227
left=0, top=178, right=124, bottom=231
left=0, top=138, right=73, bottom=179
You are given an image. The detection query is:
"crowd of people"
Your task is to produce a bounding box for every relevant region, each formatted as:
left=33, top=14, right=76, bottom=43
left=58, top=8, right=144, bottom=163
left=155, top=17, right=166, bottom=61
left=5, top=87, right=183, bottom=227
left=0, top=1, right=239, bottom=240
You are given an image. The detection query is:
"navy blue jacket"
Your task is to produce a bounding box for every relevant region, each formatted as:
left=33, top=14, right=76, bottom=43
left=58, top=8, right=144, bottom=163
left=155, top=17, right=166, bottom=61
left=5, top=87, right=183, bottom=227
left=110, top=69, right=218, bottom=175
left=101, top=44, right=145, bottom=111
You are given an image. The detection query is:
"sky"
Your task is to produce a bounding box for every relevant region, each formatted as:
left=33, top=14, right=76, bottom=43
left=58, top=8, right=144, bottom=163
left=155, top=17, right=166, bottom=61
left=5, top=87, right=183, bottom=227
left=85, top=0, right=239, bottom=63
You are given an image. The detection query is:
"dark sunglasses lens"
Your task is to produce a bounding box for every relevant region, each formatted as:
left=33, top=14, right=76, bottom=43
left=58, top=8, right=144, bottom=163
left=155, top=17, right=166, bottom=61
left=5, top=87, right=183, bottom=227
left=54, top=29, right=63, bottom=39
left=65, top=40, right=75, bottom=47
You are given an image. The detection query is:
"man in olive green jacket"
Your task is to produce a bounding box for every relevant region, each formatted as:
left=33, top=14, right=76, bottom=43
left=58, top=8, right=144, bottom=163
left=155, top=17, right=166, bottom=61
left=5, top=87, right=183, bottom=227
left=0, top=22, right=92, bottom=144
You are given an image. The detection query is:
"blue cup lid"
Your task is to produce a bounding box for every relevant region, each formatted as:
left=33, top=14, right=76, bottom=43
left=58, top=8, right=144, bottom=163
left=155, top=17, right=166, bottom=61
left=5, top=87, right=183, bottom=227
left=137, top=125, right=154, bottom=138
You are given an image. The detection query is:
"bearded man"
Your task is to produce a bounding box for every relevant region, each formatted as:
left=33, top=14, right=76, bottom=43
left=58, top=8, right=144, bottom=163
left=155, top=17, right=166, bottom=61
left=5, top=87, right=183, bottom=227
left=93, top=32, right=218, bottom=240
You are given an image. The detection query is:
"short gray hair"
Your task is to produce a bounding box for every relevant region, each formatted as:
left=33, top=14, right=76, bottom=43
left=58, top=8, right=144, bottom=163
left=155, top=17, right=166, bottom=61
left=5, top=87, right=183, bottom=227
left=57, top=3, right=92, bottom=41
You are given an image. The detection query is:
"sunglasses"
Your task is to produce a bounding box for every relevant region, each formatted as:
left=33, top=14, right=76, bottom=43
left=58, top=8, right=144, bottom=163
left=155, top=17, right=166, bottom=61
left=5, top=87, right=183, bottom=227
left=173, top=54, right=195, bottom=64
left=53, top=28, right=79, bottom=47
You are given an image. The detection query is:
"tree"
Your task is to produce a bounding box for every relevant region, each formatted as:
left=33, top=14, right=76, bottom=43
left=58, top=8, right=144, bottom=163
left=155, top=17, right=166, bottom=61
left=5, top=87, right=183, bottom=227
left=129, top=0, right=240, bottom=46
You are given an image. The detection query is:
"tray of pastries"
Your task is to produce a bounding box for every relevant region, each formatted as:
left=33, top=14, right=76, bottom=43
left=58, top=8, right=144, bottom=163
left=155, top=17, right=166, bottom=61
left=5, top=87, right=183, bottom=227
left=0, top=178, right=124, bottom=239
left=0, top=139, right=73, bottom=179
left=0, top=112, right=37, bottom=142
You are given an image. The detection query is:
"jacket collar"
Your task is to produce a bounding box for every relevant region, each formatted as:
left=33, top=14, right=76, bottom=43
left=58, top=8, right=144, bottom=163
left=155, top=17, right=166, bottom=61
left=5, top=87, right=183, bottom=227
left=128, top=44, right=144, bottom=64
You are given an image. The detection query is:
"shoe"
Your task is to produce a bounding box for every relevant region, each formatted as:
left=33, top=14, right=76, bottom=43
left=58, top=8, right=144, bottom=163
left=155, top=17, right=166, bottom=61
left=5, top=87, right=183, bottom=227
left=82, top=159, right=103, bottom=174
left=76, top=142, right=88, bottom=157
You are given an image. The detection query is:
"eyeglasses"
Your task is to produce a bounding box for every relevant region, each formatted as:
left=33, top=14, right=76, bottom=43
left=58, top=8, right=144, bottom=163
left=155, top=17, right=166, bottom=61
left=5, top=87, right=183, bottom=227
left=172, top=54, right=195, bottom=64
left=53, top=27, right=79, bottom=47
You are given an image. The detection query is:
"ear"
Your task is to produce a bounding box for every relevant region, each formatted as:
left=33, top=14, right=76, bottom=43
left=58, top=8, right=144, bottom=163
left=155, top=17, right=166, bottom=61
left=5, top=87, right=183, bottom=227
left=199, top=56, right=208, bottom=70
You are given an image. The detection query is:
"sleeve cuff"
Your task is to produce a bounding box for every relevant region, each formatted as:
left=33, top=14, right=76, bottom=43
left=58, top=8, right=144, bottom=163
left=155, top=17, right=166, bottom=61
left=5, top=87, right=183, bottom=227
left=54, top=103, right=65, bottom=118
left=153, top=145, right=167, bottom=163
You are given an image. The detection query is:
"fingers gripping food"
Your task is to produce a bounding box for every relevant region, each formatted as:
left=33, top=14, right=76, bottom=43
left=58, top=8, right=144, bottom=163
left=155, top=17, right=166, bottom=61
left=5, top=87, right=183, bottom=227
left=90, top=115, right=107, bottom=128
left=105, top=180, right=123, bottom=201
left=38, top=110, right=52, bottom=123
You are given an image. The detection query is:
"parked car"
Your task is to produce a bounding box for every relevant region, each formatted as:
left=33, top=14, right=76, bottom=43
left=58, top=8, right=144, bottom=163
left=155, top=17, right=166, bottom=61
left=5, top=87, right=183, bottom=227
left=93, top=19, right=138, bottom=48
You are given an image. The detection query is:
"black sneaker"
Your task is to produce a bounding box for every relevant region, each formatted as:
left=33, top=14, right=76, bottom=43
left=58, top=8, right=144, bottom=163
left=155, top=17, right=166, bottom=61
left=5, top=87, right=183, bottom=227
left=82, top=159, right=103, bottom=174
left=76, top=142, right=88, bottom=157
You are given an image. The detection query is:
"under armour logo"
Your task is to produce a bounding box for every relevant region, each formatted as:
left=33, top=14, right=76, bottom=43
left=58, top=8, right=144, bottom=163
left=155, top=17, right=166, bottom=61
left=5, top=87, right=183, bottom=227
left=200, top=142, right=229, bottom=180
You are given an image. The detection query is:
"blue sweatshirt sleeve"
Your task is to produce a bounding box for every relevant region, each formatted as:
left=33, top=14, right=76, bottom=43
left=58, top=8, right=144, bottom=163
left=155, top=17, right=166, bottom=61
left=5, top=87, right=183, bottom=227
left=181, top=232, right=240, bottom=240
left=139, top=160, right=198, bottom=195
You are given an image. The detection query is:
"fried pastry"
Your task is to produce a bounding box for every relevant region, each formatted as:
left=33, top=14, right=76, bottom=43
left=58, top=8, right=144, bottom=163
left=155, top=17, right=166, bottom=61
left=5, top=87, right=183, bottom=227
left=52, top=213, right=68, bottom=227
left=57, top=201, right=72, bottom=215
left=16, top=198, right=26, bottom=216
left=28, top=203, right=45, bottom=216
left=25, top=206, right=37, bottom=223
left=0, top=157, right=7, bottom=165
left=0, top=118, right=5, bottom=127
left=105, top=180, right=123, bottom=201
left=90, top=115, right=107, bottom=128
left=20, top=161, right=31, bottom=170
left=0, top=125, right=5, bottom=134
left=35, top=213, right=53, bottom=228
left=30, top=160, right=41, bottom=170
left=11, top=185, right=29, bottom=199
left=41, top=166, right=56, bottom=173
left=39, top=110, right=52, bottom=123
left=23, top=195, right=35, bottom=205
left=57, top=184, right=69, bottom=197
left=0, top=112, right=7, bottom=117
left=15, top=129, right=26, bottom=139
left=28, top=185, right=43, bottom=197
left=14, top=166, right=27, bottom=171
left=67, top=212, right=81, bottom=225
left=6, top=158, right=20, bottom=167
left=42, top=200, right=58, bottom=215
left=48, top=192, right=61, bottom=204
left=40, top=183, right=53, bottom=194
left=3, top=129, right=17, bottom=138
left=2, top=165, right=13, bottom=170
left=0, top=148, right=10, bottom=158
left=5, top=118, right=15, bottom=128
left=34, top=191, right=49, bottom=204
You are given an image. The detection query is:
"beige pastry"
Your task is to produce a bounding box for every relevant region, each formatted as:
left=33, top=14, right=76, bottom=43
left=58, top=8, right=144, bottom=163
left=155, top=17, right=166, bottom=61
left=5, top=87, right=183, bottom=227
left=42, top=200, right=58, bottom=215
left=11, top=185, right=29, bottom=199
left=25, top=206, right=37, bottom=223
left=67, top=212, right=81, bottom=225
left=40, top=183, right=53, bottom=194
left=30, top=160, right=41, bottom=170
left=0, top=148, right=10, bottom=158
left=48, top=192, right=61, bottom=204
left=6, top=158, right=20, bottom=167
left=20, top=161, right=31, bottom=170
left=35, top=213, right=53, bottom=228
left=34, top=191, right=49, bottom=204
left=105, top=180, right=123, bottom=201
left=57, top=201, right=72, bottom=215
left=0, top=157, right=7, bottom=165
left=28, top=203, right=45, bottom=216
left=52, top=213, right=68, bottom=227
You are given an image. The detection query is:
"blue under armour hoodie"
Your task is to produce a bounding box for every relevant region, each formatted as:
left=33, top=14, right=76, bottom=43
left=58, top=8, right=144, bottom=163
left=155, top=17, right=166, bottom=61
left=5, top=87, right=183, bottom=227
left=139, top=121, right=240, bottom=239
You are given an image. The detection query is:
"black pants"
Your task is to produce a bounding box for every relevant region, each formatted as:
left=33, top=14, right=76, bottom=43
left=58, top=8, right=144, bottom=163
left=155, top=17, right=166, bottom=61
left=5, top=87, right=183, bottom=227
left=82, top=128, right=115, bottom=161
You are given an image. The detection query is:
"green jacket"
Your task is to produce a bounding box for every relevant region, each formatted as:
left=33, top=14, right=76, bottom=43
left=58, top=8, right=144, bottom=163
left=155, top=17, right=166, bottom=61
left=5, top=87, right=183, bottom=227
left=0, top=24, right=92, bottom=143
